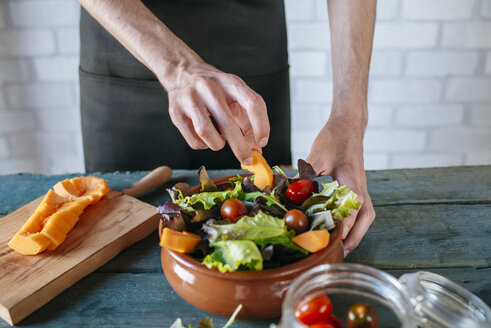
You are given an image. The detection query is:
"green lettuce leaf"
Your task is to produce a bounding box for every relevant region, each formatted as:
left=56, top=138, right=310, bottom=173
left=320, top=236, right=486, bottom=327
left=202, top=240, right=263, bottom=273
left=305, top=185, right=362, bottom=220
left=330, top=185, right=362, bottom=219
left=204, top=211, right=286, bottom=242
left=228, top=175, right=244, bottom=182
left=203, top=211, right=307, bottom=254
left=175, top=181, right=244, bottom=210
left=241, top=188, right=287, bottom=212
left=314, top=181, right=339, bottom=197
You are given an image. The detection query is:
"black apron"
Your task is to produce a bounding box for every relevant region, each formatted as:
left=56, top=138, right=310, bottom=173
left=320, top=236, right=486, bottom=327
left=79, top=0, right=291, bottom=172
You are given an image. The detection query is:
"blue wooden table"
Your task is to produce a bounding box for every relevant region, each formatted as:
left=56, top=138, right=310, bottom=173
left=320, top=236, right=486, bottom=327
left=0, top=166, right=489, bottom=327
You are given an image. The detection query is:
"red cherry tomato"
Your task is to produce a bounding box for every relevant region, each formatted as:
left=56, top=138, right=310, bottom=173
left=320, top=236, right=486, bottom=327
left=346, top=303, right=378, bottom=328
left=220, top=199, right=247, bottom=222
left=309, top=322, right=335, bottom=328
left=285, top=179, right=314, bottom=205
left=326, top=314, right=344, bottom=328
left=284, top=209, right=309, bottom=233
left=294, top=295, right=333, bottom=325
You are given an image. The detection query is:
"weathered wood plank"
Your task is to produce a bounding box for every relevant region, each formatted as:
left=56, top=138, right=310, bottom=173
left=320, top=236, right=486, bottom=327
left=95, top=203, right=491, bottom=273
left=347, top=204, right=491, bottom=269
left=1, top=166, right=490, bottom=217
left=0, top=273, right=273, bottom=328
left=364, top=166, right=491, bottom=206
left=0, top=266, right=488, bottom=328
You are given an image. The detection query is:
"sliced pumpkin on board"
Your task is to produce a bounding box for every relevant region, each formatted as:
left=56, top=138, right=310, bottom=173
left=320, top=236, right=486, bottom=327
left=8, top=176, right=109, bottom=255
left=240, top=150, right=275, bottom=190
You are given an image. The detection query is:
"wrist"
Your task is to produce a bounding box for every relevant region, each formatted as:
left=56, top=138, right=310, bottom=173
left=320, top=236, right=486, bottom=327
left=153, top=50, right=204, bottom=91
left=328, top=99, right=368, bottom=134
left=142, top=23, right=204, bottom=91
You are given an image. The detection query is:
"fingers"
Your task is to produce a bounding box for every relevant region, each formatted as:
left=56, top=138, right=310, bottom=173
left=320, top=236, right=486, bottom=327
left=343, top=195, right=376, bottom=257
left=229, top=101, right=261, bottom=152
left=168, top=107, right=207, bottom=150
left=186, top=103, right=225, bottom=151
left=220, top=74, right=270, bottom=148
left=197, top=78, right=254, bottom=165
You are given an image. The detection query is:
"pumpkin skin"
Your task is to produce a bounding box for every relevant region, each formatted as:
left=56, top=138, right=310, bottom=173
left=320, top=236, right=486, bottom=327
left=8, top=176, right=109, bottom=255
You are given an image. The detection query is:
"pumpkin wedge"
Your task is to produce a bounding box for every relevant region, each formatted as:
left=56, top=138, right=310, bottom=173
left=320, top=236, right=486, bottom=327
left=8, top=176, right=109, bottom=255
left=292, top=230, right=330, bottom=253
left=240, top=150, right=274, bottom=190
left=160, top=228, right=201, bottom=253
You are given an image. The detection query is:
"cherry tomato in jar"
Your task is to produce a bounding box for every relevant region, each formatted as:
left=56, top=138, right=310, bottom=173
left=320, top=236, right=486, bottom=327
left=220, top=199, right=247, bottom=222
left=346, top=303, right=379, bottom=328
left=309, top=322, right=335, bottom=328
left=285, top=179, right=314, bottom=205
left=284, top=209, right=309, bottom=233
left=294, top=295, right=333, bottom=325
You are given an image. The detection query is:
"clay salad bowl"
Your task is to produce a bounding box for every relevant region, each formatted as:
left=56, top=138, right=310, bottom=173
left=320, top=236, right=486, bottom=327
left=158, top=160, right=359, bottom=319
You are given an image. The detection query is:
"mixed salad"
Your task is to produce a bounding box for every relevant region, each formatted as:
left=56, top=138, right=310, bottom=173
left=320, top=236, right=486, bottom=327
left=158, top=156, right=361, bottom=273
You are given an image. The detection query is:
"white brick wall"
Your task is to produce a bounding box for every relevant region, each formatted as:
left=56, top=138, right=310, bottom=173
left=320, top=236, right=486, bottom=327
left=295, top=79, right=333, bottom=104
left=364, top=130, right=426, bottom=152
left=288, top=23, right=331, bottom=50
left=0, top=137, right=9, bottom=157
left=486, top=52, right=491, bottom=74
left=391, top=153, right=464, bottom=169
left=0, top=30, right=56, bottom=57
left=373, top=23, right=439, bottom=49
left=429, top=128, right=491, bottom=152
left=446, top=78, right=491, bottom=102
left=405, top=51, right=479, bottom=77
left=483, top=0, right=491, bottom=18
left=56, top=28, right=80, bottom=54
left=441, top=22, right=491, bottom=48
left=9, top=0, right=80, bottom=28
left=370, top=51, right=403, bottom=76
left=469, top=105, right=491, bottom=127
left=33, top=56, right=79, bottom=81
left=0, top=0, right=490, bottom=174
left=395, top=105, right=464, bottom=127
left=0, top=5, right=6, bottom=29
left=0, top=59, right=31, bottom=82
left=402, top=0, right=474, bottom=20
left=370, top=79, right=442, bottom=104
left=289, top=51, right=328, bottom=77
left=5, top=83, right=75, bottom=109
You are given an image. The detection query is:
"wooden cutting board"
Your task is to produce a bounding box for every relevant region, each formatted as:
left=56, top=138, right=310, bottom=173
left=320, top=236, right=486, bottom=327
left=0, top=166, right=172, bottom=326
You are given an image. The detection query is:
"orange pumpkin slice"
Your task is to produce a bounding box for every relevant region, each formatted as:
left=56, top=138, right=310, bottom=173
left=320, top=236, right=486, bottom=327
left=292, top=230, right=330, bottom=253
left=240, top=150, right=275, bottom=190
left=8, top=176, right=109, bottom=255
left=160, top=228, right=201, bottom=253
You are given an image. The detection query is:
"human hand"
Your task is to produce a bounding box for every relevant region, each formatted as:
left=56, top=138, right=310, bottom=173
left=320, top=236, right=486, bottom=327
left=306, top=109, right=375, bottom=257
left=163, top=61, right=270, bottom=165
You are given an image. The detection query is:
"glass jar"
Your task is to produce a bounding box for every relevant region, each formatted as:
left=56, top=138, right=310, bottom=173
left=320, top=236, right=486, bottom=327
left=400, top=271, right=491, bottom=328
left=278, top=263, right=491, bottom=328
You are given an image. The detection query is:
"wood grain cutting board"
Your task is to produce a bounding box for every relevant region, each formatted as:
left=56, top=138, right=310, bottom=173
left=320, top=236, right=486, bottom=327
left=0, top=167, right=172, bottom=326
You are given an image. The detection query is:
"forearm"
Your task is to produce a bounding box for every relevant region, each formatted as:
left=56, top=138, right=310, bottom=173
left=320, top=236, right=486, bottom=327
left=327, top=0, right=376, bottom=127
left=78, top=0, right=203, bottom=89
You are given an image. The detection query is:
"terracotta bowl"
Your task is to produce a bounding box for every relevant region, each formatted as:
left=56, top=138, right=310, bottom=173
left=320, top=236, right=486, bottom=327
left=159, top=175, right=344, bottom=319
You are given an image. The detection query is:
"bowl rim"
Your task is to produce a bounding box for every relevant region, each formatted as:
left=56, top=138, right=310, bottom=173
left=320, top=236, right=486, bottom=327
left=160, top=174, right=344, bottom=281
